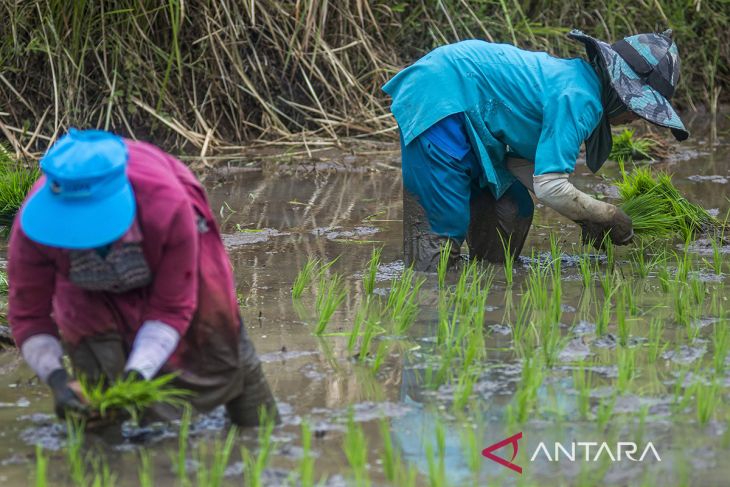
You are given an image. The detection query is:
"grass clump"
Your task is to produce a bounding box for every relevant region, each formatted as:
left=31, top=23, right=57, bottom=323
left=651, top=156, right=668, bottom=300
left=80, top=373, right=191, bottom=421
left=609, top=129, right=664, bottom=162
left=0, top=146, right=40, bottom=227
left=617, top=166, right=718, bottom=239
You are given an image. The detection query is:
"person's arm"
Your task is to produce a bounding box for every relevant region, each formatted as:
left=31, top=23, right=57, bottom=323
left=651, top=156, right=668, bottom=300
left=127, top=201, right=199, bottom=379
left=529, top=91, right=633, bottom=245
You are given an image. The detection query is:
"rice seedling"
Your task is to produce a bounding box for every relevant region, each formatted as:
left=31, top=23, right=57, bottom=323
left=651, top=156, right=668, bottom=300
left=572, top=364, right=592, bottom=420
left=425, top=420, right=447, bottom=487
left=647, top=317, right=667, bottom=363
left=138, top=450, right=153, bottom=487
left=387, top=267, right=425, bottom=335
left=506, top=357, right=544, bottom=424
left=694, top=380, right=721, bottom=425
left=658, top=265, right=672, bottom=293
left=609, top=129, right=660, bottom=161
left=176, top=406, right=192, bottom=487
left=363, top=247, right=382, bottom=296
left=616, top=346, right=636, bottom=393
left=460, top=424, right=482, bottom=480
left=89, top=457, right=116, bottom=487
left=437, top=240, right=453, bottom=289
left=689, top=277, right=706, bottom=306
left=670, top=281, right=692, bottom=328
left=80, top=372, right=191, bottom=421
left=243, top=408, right=277, bottom=487
left=342, top=413, right=370, bottom=487
left=35, top=445, right=48, bottom=487
left=596, top=394, right=616, bottom=430
left=499, top=232, right=515, bottom=286
left=358, top=312, right=382, bottom=364
left=299, top=421, right=315, bottom=487
left=379, top=417, right=398, bottom=483
left=66, top=418, right=87, bottom=487
left=712, top=320, right=729, bottom=375
left=706, top=233, right=724, bottom=275
left=617, top=167, right=718, bottom=239
left=194, top=428, right=237, bottom=487
left=0, top=270, right=8, bottom=295
left=616, top=287, right=631, bottom=346
left=578, top=252, right=594, bottom=289
left=453, top=367, right=479, bottom=411
left=371, top=340, right=390, bottom=373
left=292, top=257, right=320, bottom=299
left=313, top=273, right=347, bottom=335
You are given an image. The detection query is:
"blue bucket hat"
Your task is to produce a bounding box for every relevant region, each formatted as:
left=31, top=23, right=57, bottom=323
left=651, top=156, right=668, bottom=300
left=20, top=129, right=135, bottom=249
left=569, top=29, right=689, bottom=142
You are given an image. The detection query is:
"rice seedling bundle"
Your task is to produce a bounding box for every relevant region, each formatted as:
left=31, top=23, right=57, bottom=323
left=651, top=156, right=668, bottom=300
left=0, top=145, right=40, bottom=226
left=80, top=373, right=191, bottom=420
left=616, top=167, right=718, bottom=238
left=609, top=129, right=665, bottom=161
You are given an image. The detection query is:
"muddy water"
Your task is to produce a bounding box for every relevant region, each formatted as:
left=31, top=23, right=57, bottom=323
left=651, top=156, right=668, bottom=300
left=0, top=116, right=729, bottom=486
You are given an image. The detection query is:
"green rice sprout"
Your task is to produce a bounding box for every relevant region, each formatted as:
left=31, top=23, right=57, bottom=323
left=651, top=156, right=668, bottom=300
left=313, top=273, right=347, bottom=335
left=694, top=380, right=720, bottom=425
left=616, top=347, right=636, bottom=393
left=138, top=450, right=153, bottom=487
left=363, top=247, right=382, bottom=295
left=499, top=232, right=514, bottom=286
left=596, top=394, right=616, bottom=430
left=705, top=234, right=724, bottom=275
left=176, top=406, right=192, bottom=487
left=572, top=364, right=592, bottom=420
left=35, top=445, right=48, bottom=487
left=90, top=457, right=116, bottom=487
left=712, top=320, right=729, bottom=375
left=66, top=417, right=87, bottom=487
left=578, top=252, right=594, bottom=288
left=299, top=421, right=315, bottom=487
left=647, top=317, right=667, bottom=363
left=386, top=267, right=424, bottom=335
left=194, top=428, right=237, bottom=487
left=292, top=257, right=320, bottom=299
left=343, top=413, right=370, bottom=487
left=243, top=407, right=277, bottom=487
left=506, top=356, right=544, bottom=424
left=437, top=240, right=453, bottom=289
left=617, top=166, right=718, bottom=239
left=609, top=129, right=661, bottom=162
left=425, top=419, right=447, bottom=487
left=379, top=417, right=398, bottom=482
left=80, top=373, right=191, bottom=421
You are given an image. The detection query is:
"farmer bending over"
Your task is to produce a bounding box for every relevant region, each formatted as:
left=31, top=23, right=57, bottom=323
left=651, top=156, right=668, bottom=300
left=383, top=29, right=688, bottom=271
left=9, top=129, right=278, bottom=426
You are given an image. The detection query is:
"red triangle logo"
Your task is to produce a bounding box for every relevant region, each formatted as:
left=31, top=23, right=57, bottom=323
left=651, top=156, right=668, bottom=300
left=481, top=432, right=523, bottom=474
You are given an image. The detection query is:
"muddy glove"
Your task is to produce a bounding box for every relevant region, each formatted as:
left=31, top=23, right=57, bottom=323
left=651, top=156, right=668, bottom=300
left=579, top=207, right=633, bottom=248
left=533, top=173, right=633, bottom=247
left=47, top=368, right=89, bottom=420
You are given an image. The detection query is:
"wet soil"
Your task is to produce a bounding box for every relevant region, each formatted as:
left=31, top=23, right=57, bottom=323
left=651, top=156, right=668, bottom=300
left=0, top=117, right=729, bottom=485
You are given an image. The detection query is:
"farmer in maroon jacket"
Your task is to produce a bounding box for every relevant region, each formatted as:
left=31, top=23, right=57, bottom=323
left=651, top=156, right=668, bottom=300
left=8, top=129, right=278, bottom=426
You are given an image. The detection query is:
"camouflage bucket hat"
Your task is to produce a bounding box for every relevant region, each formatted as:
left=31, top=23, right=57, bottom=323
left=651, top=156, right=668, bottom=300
left=569, top=29, right=689, bottom=141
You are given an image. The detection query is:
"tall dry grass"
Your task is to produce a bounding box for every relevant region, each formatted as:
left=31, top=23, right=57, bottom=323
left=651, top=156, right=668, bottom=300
left=0, top=1, right=727, bottom=157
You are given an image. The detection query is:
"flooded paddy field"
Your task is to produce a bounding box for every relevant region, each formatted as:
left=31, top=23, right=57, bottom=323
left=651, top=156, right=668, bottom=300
left=1, top=116, right=730, bottom=486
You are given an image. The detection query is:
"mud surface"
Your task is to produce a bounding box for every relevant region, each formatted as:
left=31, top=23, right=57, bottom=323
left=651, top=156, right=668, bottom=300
left=0, top=117, right=729, bottom=485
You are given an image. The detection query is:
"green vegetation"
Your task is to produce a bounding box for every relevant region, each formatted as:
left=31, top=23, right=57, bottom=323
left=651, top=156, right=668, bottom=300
left=313, top=273, right=347, bottom=335
left=609, top=129, right=664, bottom=162
left=617, top=166, right=718, bottom=238
left=363, top=247, right=383, bottom=296
left=2, top=2, right=727, bottom=150
left=0, top=146, right=40, bottom=226
left=80, top=373, right=190, bottom=421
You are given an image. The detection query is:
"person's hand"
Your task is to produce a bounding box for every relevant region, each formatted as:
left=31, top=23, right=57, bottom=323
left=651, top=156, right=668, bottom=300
left=46, top=369, right=89, bottom=420
left=580, top=206, right=634, bottom=249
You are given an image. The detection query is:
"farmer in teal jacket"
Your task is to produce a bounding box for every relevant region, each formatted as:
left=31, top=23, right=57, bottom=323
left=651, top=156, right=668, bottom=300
left=384, top=30, right=688, bottom=270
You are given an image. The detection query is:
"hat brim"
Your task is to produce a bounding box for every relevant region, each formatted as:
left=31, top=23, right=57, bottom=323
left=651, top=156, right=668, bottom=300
left=569, top=32, right=689, bottom=141
left=20, top=176, right=136, bottom=249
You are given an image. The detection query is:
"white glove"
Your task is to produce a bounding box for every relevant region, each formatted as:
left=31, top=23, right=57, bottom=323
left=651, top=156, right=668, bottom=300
left=21, top=334, right=64, bottom=383
left=125, top=320, right=181, bottom=380
left=532, top=173, right=617, bottom=224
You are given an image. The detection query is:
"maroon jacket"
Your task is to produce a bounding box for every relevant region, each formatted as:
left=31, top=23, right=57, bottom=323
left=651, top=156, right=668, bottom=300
left=9, top=141, right=241, bottom=375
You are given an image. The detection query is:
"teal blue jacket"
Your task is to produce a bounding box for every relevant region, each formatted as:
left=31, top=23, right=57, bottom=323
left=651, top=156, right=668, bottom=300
left=383, top=40, right=604, bottom=198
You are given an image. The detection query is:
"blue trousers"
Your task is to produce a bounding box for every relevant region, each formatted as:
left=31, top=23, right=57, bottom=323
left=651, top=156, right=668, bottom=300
left=401, top=134, right=534, bottom=269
